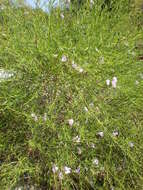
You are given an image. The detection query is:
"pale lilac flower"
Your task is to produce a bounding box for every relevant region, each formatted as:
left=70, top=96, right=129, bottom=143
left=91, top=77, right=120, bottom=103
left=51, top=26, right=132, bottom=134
left=97, top=131, right=104, bottom=138
left=31, top=113, right=38, bottom=122
left=75, top=166, right=80, bottom=174
left=71, top=61, right=78, bottom=69
left=64, top=166, right=71, bottom=174
left=129, top=142, right=134, bottom=148
left=60, top=13, right=64, bottom=19
left=52, top=164, right=59, bottom=173
left=58, top=172, right=63, bottom=180
left=113, top=77, right=117, bottom=83
left=112, top=77, right=117, bottom=88
left=84, top=106, right=88, bottom=112
left=73, top=136, right=80, bottom=143
left=61, top=55, right=67, bottom=62
left=112, top=131, right=119, bottom=137
left=68, top=119, right=74, bottom=126
left=93, top=158, right=99, bottom=166
left=106, top=79, right=110, bottom=86
left=77, top=147, right=82, bottom=155
left=112, top=80, right=117, bottom=88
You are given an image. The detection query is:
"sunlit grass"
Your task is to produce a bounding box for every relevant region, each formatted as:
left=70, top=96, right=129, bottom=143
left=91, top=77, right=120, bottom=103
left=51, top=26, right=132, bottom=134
left=0, top=1, right=143, bottom=189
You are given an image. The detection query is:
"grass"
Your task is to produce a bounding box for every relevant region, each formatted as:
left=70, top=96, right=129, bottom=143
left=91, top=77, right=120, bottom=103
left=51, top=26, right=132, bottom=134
left=0, top=0, right=143, bottom=189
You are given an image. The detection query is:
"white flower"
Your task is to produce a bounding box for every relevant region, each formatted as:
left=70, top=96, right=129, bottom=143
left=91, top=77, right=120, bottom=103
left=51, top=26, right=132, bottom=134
left=97, top=131, right=104, bottom=138
left=89, top=102, right=94, bottom=107
left=106, top=79, right=110, bottom=86
left=129, top=142, right=134, bottom=148
left=90, top=0, right=94, bottom=5
left=84, top=106, right=88, bottom=112
left=135, top=80, right=139, bottom=85
left=66, top=0, right=70, bottom=3
left=77, top=147, right=82, bottom=155
left=93, top=158, right=99, bottom=166
left=0, top=69, right=14, bottom=80
left=61, top=55, right=67, bottom=62
left=113, top=77, right=117, bottom=83
left=64, top=166, right=71, bottom=174
left=58, top=172, right=63, bottom=180
left=52, top=164, right=59, bottom=173
left=68, top=119, right=74, bottom=126
left=112, top=131, right=119, bottom=137
left=73, top=135, right=80, bottom=143
left=112, top=77, right=117, bottom=88
left=72, top=61, right=78, bottom=69
left=79, top=68, right=84, bottom=73
left=90, top=143, right=95, bottom=149
left=31, top=113, right=38, bottom=122
left=75, top=166, right=80, bottom=174
left=43, top=113, right=47, bottom=121
left=60, top=13, right=64, bottom=19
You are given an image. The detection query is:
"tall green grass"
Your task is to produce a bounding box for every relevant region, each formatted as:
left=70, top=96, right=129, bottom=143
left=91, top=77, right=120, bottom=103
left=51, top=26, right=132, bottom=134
left=0, top=0, right=143, bottom=189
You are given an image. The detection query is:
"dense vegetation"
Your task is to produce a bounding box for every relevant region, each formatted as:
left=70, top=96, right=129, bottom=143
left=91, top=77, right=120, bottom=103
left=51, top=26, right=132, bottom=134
left=0, top=0, right=143, bottom=189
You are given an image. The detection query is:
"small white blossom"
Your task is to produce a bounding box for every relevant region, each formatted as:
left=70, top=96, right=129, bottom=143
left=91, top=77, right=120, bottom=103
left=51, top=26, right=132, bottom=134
left=84, top=106, right=88, bottom=112
left=90, top=0, right=94, bottom=5
left=73, top=136, right=80, bottom=143
left=135, top=80, right=139, bottom=85
left=112, top=131, right=119, bottom=137
left=129, top=142, right=134, bottom=148
left=93, top=158, right=99, bottom=166
left=97, top=131, right=104, bottom=138
left=60, top=13, right=64, bottom=19
left=31, top=113, right=38, bottom=122
left=43, top=113, right=47, bottom=121
left=112, top=77, right=117, bottom=88
left=72, top=61, right=78, bottom=69
left=106, top=79, right=110, bottom=86
left=52, top=164, right=59, bottom=173
left=113, top=77, right=117, bottom=83
left=66, top=0, right=70, bottom=3
left=61, top=55, right=67, bottom=62
left=89, top=102, right=94, bottom=107
left=64, top=166, right=71, bottom=174
left=90, top=143, right=95, bottom=149
left=0, top=69, right=14, bottom=80
left=79, top=68, right=84, bottom=73
left=77, top=147, right=82, bottom=155
left=68, top=119, right=74, bottom=126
